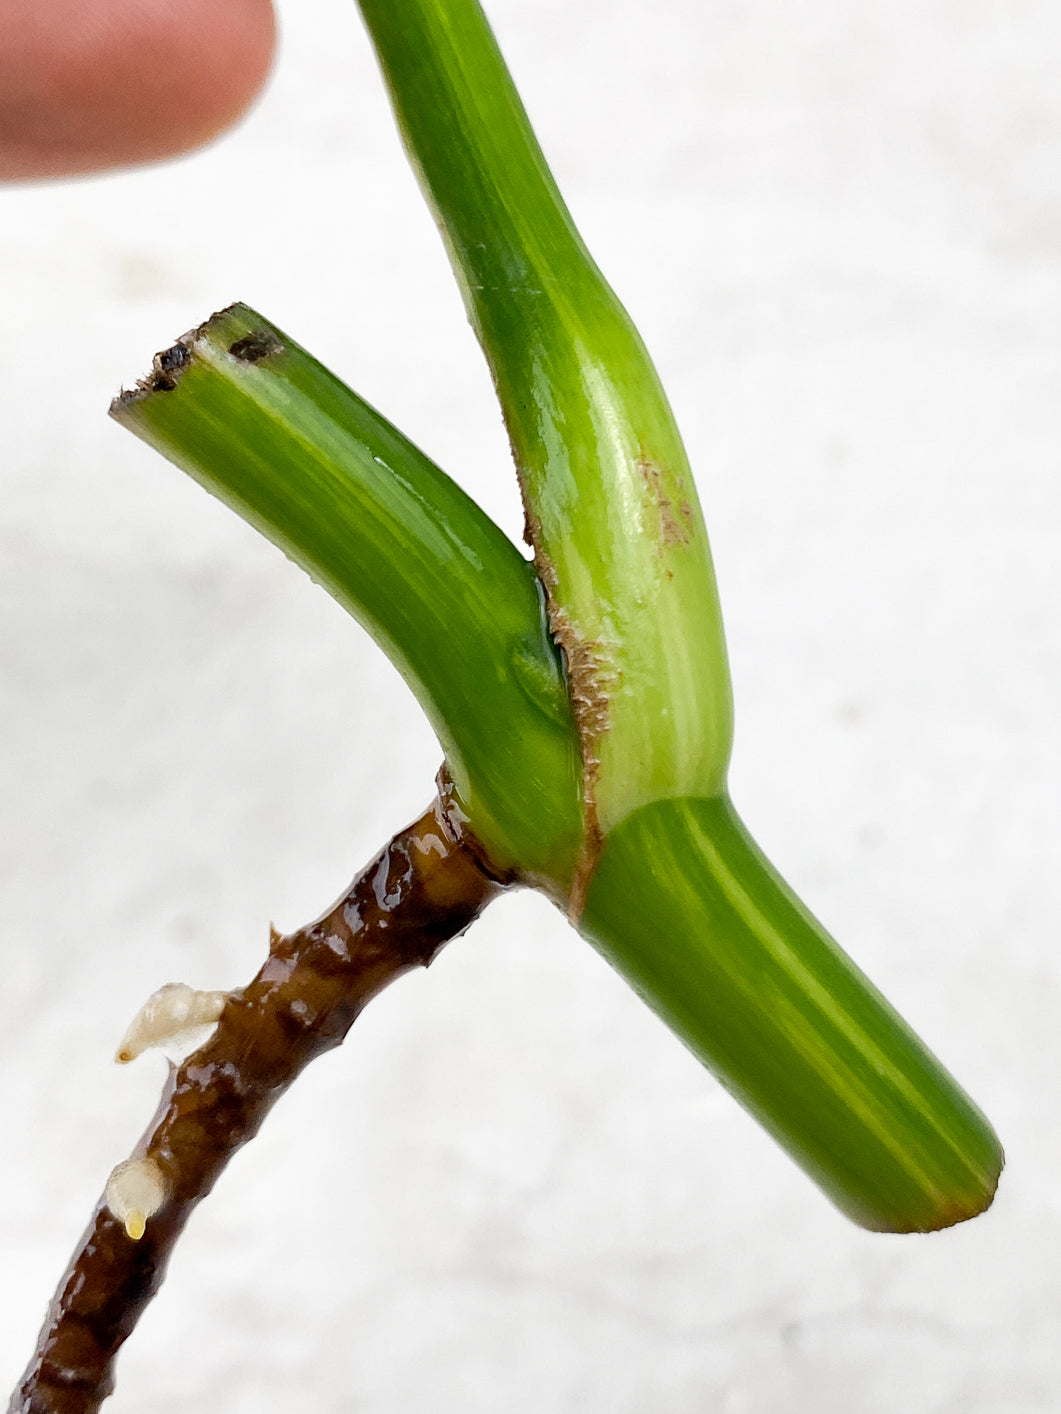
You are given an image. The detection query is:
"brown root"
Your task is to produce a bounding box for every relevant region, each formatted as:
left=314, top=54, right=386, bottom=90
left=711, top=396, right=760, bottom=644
left=10, top=799, right=502, bottom=1414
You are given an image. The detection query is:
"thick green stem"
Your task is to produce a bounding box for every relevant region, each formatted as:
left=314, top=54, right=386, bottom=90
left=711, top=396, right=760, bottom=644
left=113, top=300, right=1001, bottom=1229
left=111, top=304, right=581, bottom=888
left=583, top=797, right=1003, bottom=1232
left=353, top=0, right=1001, bottom=1229
left=357, top=0, right=733, bottom=851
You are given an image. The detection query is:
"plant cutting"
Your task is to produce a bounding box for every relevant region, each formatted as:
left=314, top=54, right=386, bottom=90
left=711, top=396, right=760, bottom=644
left=10, top=1, right=1002, bottom=1409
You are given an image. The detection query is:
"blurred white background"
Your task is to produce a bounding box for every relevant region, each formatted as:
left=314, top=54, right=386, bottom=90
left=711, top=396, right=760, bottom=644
left=2, top=1, right=1059, bottom=1409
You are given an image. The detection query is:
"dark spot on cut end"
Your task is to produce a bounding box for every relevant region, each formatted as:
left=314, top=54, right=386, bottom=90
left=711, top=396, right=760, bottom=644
left=110, top=338, right=194, bottom=412
left=157, top=343, right=192, bottom=375
left=149, top=341, right=193, bottom=391
left=135, top=339, right=194, bottom=393
left=229, top=330, right=283, bottom=363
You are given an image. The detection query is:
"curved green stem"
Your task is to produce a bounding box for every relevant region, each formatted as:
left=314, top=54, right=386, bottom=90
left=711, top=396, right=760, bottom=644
left=113, top=302, right=1001, bottom=1229
left=353, top=0, right=1001, bottom=1230
left=583, top=796, right=1003, bottom=1232
left=111, top=304, right=581, bottom=887
left=357, top=0, right=733, bottom=849
left=111, top=10, right=1002, bottom=1234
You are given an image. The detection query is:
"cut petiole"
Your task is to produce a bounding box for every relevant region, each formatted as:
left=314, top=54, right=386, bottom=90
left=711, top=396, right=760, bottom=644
left=112, top=304, right=582, bottom=889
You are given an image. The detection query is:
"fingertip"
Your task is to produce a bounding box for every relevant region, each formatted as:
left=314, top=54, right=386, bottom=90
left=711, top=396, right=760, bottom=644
left=0, top=0, right=278, bottom=180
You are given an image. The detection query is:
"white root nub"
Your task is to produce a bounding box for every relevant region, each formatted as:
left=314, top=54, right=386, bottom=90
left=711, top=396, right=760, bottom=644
left=105, top=1157, right=168, bottom=1240
left=115, top=982, right=231, bottom=1065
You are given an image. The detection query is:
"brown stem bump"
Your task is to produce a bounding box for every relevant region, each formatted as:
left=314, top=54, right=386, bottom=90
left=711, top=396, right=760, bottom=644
left=11, top=799, right=502, bottom=1414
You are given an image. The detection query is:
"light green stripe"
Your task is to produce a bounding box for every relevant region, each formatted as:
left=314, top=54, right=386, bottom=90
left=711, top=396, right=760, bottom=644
left=679, top=809, right=950, bottom=1193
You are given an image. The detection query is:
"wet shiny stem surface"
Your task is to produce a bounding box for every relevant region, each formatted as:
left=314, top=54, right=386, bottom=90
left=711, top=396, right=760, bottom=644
left=11, top=800, right=502, bottom=1414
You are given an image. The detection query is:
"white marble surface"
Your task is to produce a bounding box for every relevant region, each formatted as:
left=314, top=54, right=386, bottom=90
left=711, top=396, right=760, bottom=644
left=2, top=1, right=1059, bottom=1408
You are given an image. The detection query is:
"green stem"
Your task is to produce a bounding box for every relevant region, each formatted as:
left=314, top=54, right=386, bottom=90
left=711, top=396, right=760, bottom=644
left=353, top=0, right=1001, bottom=1229
left=583, top=796, right=1003, bottom=1232
left=113, top=302, right=1001, bottom=1230
left=357, top=0, right=733, bottom=848
left=111, top=12, right=1003, bottom=1233
left=111, top=304, right=581, bottom=888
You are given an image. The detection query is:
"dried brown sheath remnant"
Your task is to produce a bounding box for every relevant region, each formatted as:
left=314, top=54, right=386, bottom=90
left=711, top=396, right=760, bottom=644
left=12, top=800, right=502, bottom=1414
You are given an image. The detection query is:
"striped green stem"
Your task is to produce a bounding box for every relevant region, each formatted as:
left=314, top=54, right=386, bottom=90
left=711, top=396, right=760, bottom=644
left=583, top=797, right=1002, bottom=1232
left=114, top=299, right=1002, bottom=1229
left=357, top=0, right=733, bottom=867
left=111, top=304, right=581, bottom=888
left=354, top=0, right=1001, bottom=1229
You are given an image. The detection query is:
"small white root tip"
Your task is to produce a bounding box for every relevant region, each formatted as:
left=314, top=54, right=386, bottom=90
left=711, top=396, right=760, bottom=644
left=105, top=1157, right=168, bottom=1241
left=115, top=982, right=231, bottom=1064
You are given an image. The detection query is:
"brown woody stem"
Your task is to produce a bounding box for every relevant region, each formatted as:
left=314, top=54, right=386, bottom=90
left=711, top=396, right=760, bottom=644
left=11, top=799, right=503, bottom=1414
